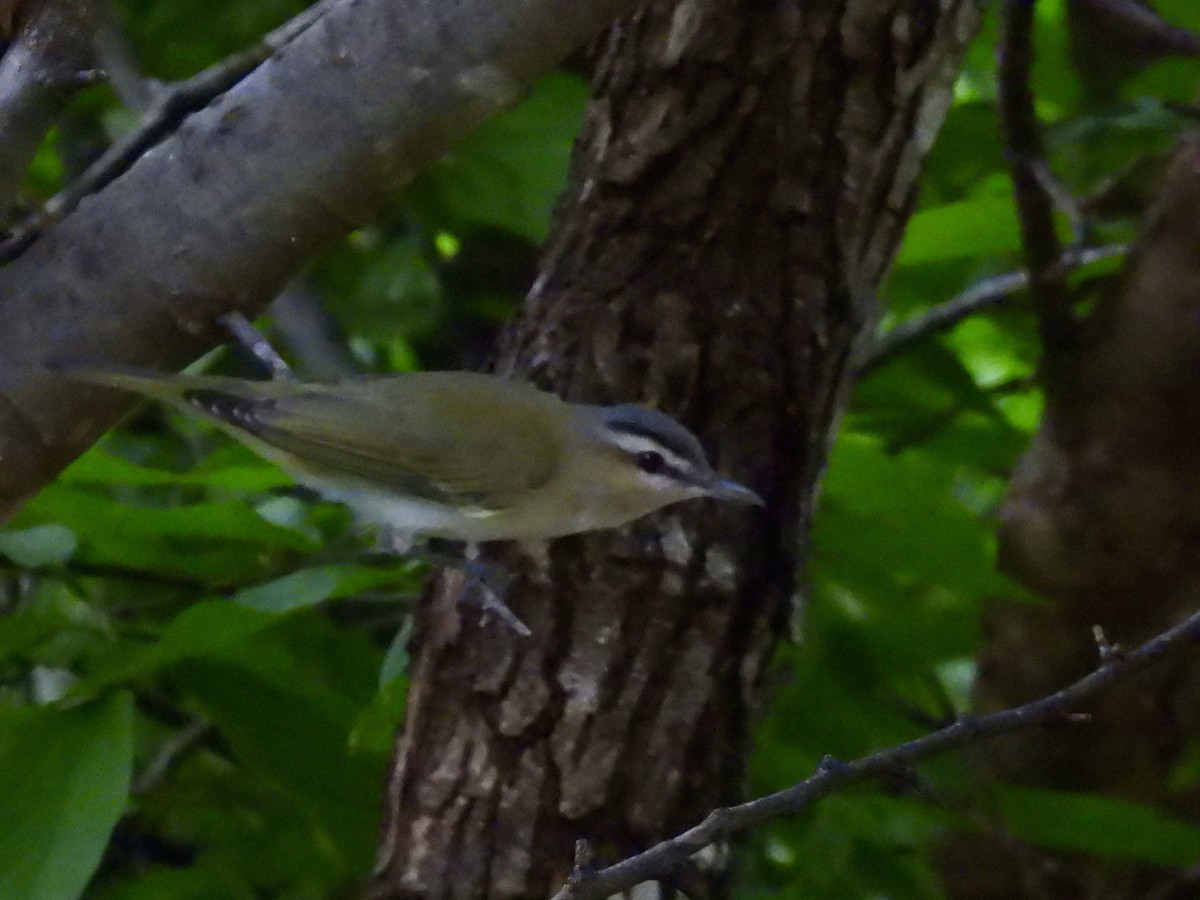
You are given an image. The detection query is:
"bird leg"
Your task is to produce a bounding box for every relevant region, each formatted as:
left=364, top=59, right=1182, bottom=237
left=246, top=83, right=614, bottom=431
left=375, top=531, right=530, bottom=636
left=458, top=542, right=531, bottom=637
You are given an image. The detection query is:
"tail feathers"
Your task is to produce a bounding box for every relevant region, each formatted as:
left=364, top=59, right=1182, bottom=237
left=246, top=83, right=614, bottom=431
left=47, top=361, right=295, bottom=429
left=46, top=360, right=197, bottom=402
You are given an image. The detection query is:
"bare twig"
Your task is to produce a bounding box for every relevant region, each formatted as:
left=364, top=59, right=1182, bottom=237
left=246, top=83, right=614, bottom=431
left=551, top=605, right=1200, bottom=900
left=218, top=311, right=295, bottom=380
left=862, top=243, right=1125, bottom=372
left=132, top=717, right=212, bottom=795
left=0, top=0, right=335, bottom=262
left=999, top=0, right=1076, bottom=351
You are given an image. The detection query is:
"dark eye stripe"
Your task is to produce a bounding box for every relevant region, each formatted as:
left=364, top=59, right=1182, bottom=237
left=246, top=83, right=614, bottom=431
left=606, top=420, right=701, bottom=466
left=633, top=455, right=699, bottom=487
left=660, top=462, right=700, bottom=485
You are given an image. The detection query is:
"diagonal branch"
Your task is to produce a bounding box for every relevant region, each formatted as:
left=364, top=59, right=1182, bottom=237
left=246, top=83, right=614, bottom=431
left=0, top=0, right=337, bottom=262
left=0, top=0, right=640, bottom=524
left=553, top=603, right=1200, bottom=900
left=861, top=243, right=1125, bottom=373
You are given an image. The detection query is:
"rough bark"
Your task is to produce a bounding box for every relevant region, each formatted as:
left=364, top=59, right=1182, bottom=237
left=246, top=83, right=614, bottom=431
left=0, top=0, right=638, bottom=523
left=937, top=138, right=1200, bottom=899
left=370, top=1, right=981, bottom=897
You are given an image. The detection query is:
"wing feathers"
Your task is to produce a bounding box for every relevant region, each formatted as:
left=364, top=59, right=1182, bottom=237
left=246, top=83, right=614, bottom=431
left=191, top=380, right=563, bottom=509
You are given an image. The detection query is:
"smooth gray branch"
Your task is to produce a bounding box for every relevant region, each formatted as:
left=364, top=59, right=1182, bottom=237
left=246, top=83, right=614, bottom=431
left=0, top=0, right=335, bottom=261
left=553, top=603, right=1200, bottom=900
left=0, top=0, right=639, bottom=522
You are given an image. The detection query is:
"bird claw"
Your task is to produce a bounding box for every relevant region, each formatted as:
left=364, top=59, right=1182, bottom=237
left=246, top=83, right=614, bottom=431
left=459, top=558, right=531, bottom=637
left=370, top=536, right=531, bottom=637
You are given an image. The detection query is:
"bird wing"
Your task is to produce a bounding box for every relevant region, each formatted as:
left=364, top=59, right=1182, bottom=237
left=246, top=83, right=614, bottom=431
left=192, top=379, right=563, bottom=510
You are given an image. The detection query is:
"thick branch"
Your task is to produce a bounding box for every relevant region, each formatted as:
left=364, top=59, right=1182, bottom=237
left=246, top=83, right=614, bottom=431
left=0, top=0, right=639, bottom=523
left=556, top=606, right=1200, bottom=900
left=0, top=0, right=338, bottom=262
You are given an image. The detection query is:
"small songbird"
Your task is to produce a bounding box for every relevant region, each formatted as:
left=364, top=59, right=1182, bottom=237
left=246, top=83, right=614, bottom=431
left=58, top=368, right=764, bottom=548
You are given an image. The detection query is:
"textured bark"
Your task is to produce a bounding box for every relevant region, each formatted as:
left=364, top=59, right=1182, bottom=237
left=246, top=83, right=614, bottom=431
left=370, top=1, right=981, bottom=897
left=937, top=139, right=1200, bottom=899
left=0, top=0, right=638, bottom=523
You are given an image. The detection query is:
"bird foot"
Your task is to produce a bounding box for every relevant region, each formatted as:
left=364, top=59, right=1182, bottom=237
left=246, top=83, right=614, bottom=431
left=458, top=555, right=530, bottom=637
left=389, top=537, right=530, bottom=637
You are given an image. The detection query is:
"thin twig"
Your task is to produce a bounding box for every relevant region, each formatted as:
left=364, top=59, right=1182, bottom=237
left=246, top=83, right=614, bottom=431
left=132, top=717, right=212, bottom=795
left=862, top=243, right=1125, bottom=372
left=218, top=311, right=295, bottom=380
left=998, top=0, right=1076, bottom=351
left=0, top=0, right=336, bottom=262
left=551, top=606, right=1200, bottom=900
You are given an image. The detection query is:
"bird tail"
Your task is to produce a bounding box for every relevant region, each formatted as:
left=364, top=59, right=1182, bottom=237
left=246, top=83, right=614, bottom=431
left=46, top=360, right=203, bottom=403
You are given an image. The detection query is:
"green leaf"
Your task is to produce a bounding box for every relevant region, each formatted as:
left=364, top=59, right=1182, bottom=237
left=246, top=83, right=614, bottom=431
left=408, top=72, right=589, bottom=240
left=378, top=620, right=412, bottom=688
left=0, top=582, right=110, bottom=665
left=0, top=693, right=134, bottom=900
left=14, top=485, right=316, bottom=583
left=233, top=567, right=341, bottom=612
left=999, top=786, right=1200, bottom=867
left=814, top=434, right=1012, bottom=602
left=0, top=525, right=77, bottom=567
left=77, top=600, right=277, bottom=692
left=60, top=446, right=292, bottom=492
left=162, top=612, right=387, bottom=874
left=30, top=488, right=312, bottom=549
left=172, top=662, right=382, bottom=873
left=897, top=195, right=1021, bottom=265
left=853, top=338, right=1029, bottom=462
left=233, top=563, right=417, bottom=613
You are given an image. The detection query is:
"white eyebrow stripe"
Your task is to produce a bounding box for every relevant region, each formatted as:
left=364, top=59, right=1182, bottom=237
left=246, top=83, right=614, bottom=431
left=606, top=432, right=692, bottom=467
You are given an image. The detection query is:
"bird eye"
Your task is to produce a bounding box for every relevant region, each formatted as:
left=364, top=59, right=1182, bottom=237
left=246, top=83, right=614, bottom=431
left=636, top=450, right=665, bottom=474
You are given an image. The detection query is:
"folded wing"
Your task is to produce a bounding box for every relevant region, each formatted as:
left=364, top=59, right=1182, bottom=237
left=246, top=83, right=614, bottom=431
left=186, top=380, right=562, bottom=510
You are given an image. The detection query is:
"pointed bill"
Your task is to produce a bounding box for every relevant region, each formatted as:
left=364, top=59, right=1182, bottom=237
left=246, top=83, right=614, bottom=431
left=705, top=477, right=765, bottom=507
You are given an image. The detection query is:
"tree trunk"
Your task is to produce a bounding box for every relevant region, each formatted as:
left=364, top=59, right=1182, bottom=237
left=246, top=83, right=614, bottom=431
left=370, top=1, right=982, bottom=897
left=937, top=138, right=1200, bottom=899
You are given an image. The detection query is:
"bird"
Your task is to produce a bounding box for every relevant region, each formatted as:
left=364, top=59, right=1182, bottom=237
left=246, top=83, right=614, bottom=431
left=56, top=366, right=764, bottom=634
left=58, top=367, right=764, bottom=547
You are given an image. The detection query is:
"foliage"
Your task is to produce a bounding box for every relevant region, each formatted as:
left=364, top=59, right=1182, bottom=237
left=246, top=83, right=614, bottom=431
left=2, top=0, right=1200, bottom=898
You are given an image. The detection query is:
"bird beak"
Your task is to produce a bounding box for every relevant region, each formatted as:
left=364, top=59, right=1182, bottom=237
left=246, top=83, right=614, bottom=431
left=705, top=477, right=766, bottom=507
